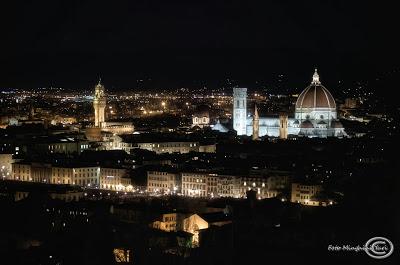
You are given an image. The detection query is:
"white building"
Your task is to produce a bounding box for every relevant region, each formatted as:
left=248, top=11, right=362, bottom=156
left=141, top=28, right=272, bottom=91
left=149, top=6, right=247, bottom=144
left=231, top=70, right=346, bottom=138
left=233, top=87, right=247, bottom=135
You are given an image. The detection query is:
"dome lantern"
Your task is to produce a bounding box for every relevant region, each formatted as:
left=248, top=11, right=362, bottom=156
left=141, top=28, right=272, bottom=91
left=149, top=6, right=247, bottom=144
left=311, top=68, right=321, bottom=85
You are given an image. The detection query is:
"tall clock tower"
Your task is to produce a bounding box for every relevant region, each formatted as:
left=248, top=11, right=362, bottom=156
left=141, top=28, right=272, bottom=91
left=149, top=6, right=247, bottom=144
left=93, top=79, right=106, bottom=127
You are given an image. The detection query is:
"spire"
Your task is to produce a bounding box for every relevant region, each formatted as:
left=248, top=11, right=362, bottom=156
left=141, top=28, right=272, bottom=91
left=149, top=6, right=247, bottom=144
left=254, top=104, right=259, bottom=120
left=98, top=77, right=102, bottom=86
left=252, top=103, right=259, bottom=140
left=311, top=68, right=321, bottom=85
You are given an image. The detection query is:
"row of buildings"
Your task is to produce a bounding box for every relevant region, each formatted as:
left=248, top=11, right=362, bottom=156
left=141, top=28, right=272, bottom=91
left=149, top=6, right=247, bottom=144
left=11, top=161, right=132, bottom=191
left=147, top=168, right=331, bottom=206
left=109, top=134, right=216, bottom=154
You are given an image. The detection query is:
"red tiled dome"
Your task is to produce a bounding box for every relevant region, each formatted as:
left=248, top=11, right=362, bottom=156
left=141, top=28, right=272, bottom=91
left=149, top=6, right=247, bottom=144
left=295, top=69, right=336, bottom=110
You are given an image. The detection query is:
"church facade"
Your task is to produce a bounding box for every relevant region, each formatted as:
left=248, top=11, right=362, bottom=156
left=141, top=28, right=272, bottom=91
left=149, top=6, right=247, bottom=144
left=233, top=70, right=346, bottom=138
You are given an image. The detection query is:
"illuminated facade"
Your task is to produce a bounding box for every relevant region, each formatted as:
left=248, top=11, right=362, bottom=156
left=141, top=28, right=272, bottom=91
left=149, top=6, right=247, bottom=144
left=51, top=165, right=100, bottom=186
left=182, top=214, right=209, bottom=247
left=100, top=167, right=131, bottom=191
left=239, top=175, right=291, bottom=199
left=150, top=212, right=209, bottom=247
left=237, top=70, right=346, bottom=138
left=181, top=172, right=208, bottom=197
left=233, top=87, right=247, bottom=135
left=252, top=104, right=259, bottom=140
left=12, top=162, right=31, bottom=181
left=113, top=248, right=131, bottom=263
left=150, top=213, right=178, bottom=232
left=93, top=79, right=106, bottom=127
left=192, top=105, right=210, bottom=128
left=147, top=170, right=180, bottom=193
left=144, top=168, right=293, bottom=199
left=279, top=114, right=288, bottom=139
left=0, top=153, right=13, bottom=179
left=117, top=139, right=215, bottom=154
left=290, top=183, right=324, bottom=206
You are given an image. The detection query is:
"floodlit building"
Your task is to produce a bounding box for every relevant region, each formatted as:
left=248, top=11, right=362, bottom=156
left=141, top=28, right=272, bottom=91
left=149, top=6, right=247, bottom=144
left=93, top=80, right=106, bottom=127
left=216, top=175, right=240, bottom=198
left=11, top=159, right=132, bottom=190
left=182, top=214, right=209, bottom=247
left=192, top=105, right=210, bottom=128
left=181, top=172, right=208, bottom=197
left=233, top=87, right=247, bottom=135
left=118, top=139, right=214, bottom=154
left=135, top=141, right=200, bottom=154
left=12, top=162, right=32, bottom=181
left=150, top=212, right=209, bottom=247
left=150, top=213, right=179, bottom=232
left=100, top=167, right=131, bottom=191
left=31, top=162, right=52, bottom=183
left=233, top=69, right=347, bottom=138
left=0, top=153, right=13, bottom=179
left=51, top=165, right=100, bottom=186
left=147, top=170, right=180, bottom=194
left=290, top=183, right=324, bottom=206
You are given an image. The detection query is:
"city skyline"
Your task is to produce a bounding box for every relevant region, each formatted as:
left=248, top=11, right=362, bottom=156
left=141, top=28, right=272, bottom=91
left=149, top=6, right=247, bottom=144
left=1, top=1, right=397, bottom=264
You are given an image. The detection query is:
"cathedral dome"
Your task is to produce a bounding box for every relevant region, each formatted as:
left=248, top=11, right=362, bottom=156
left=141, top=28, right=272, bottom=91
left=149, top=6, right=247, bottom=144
left=295, top=69, right=336, bottom=110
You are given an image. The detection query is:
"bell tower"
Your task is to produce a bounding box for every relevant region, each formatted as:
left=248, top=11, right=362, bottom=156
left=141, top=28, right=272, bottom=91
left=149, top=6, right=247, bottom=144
left=279, top=113, right=288, bottom=139
left=233, top=88, right=247, bottom=135
left=93, top=79, right=106, bottom=127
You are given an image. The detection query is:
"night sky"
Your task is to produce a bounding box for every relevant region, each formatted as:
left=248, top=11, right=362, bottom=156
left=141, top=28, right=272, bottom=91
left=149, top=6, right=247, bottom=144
left=4, top=0, right=399, bottom=92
